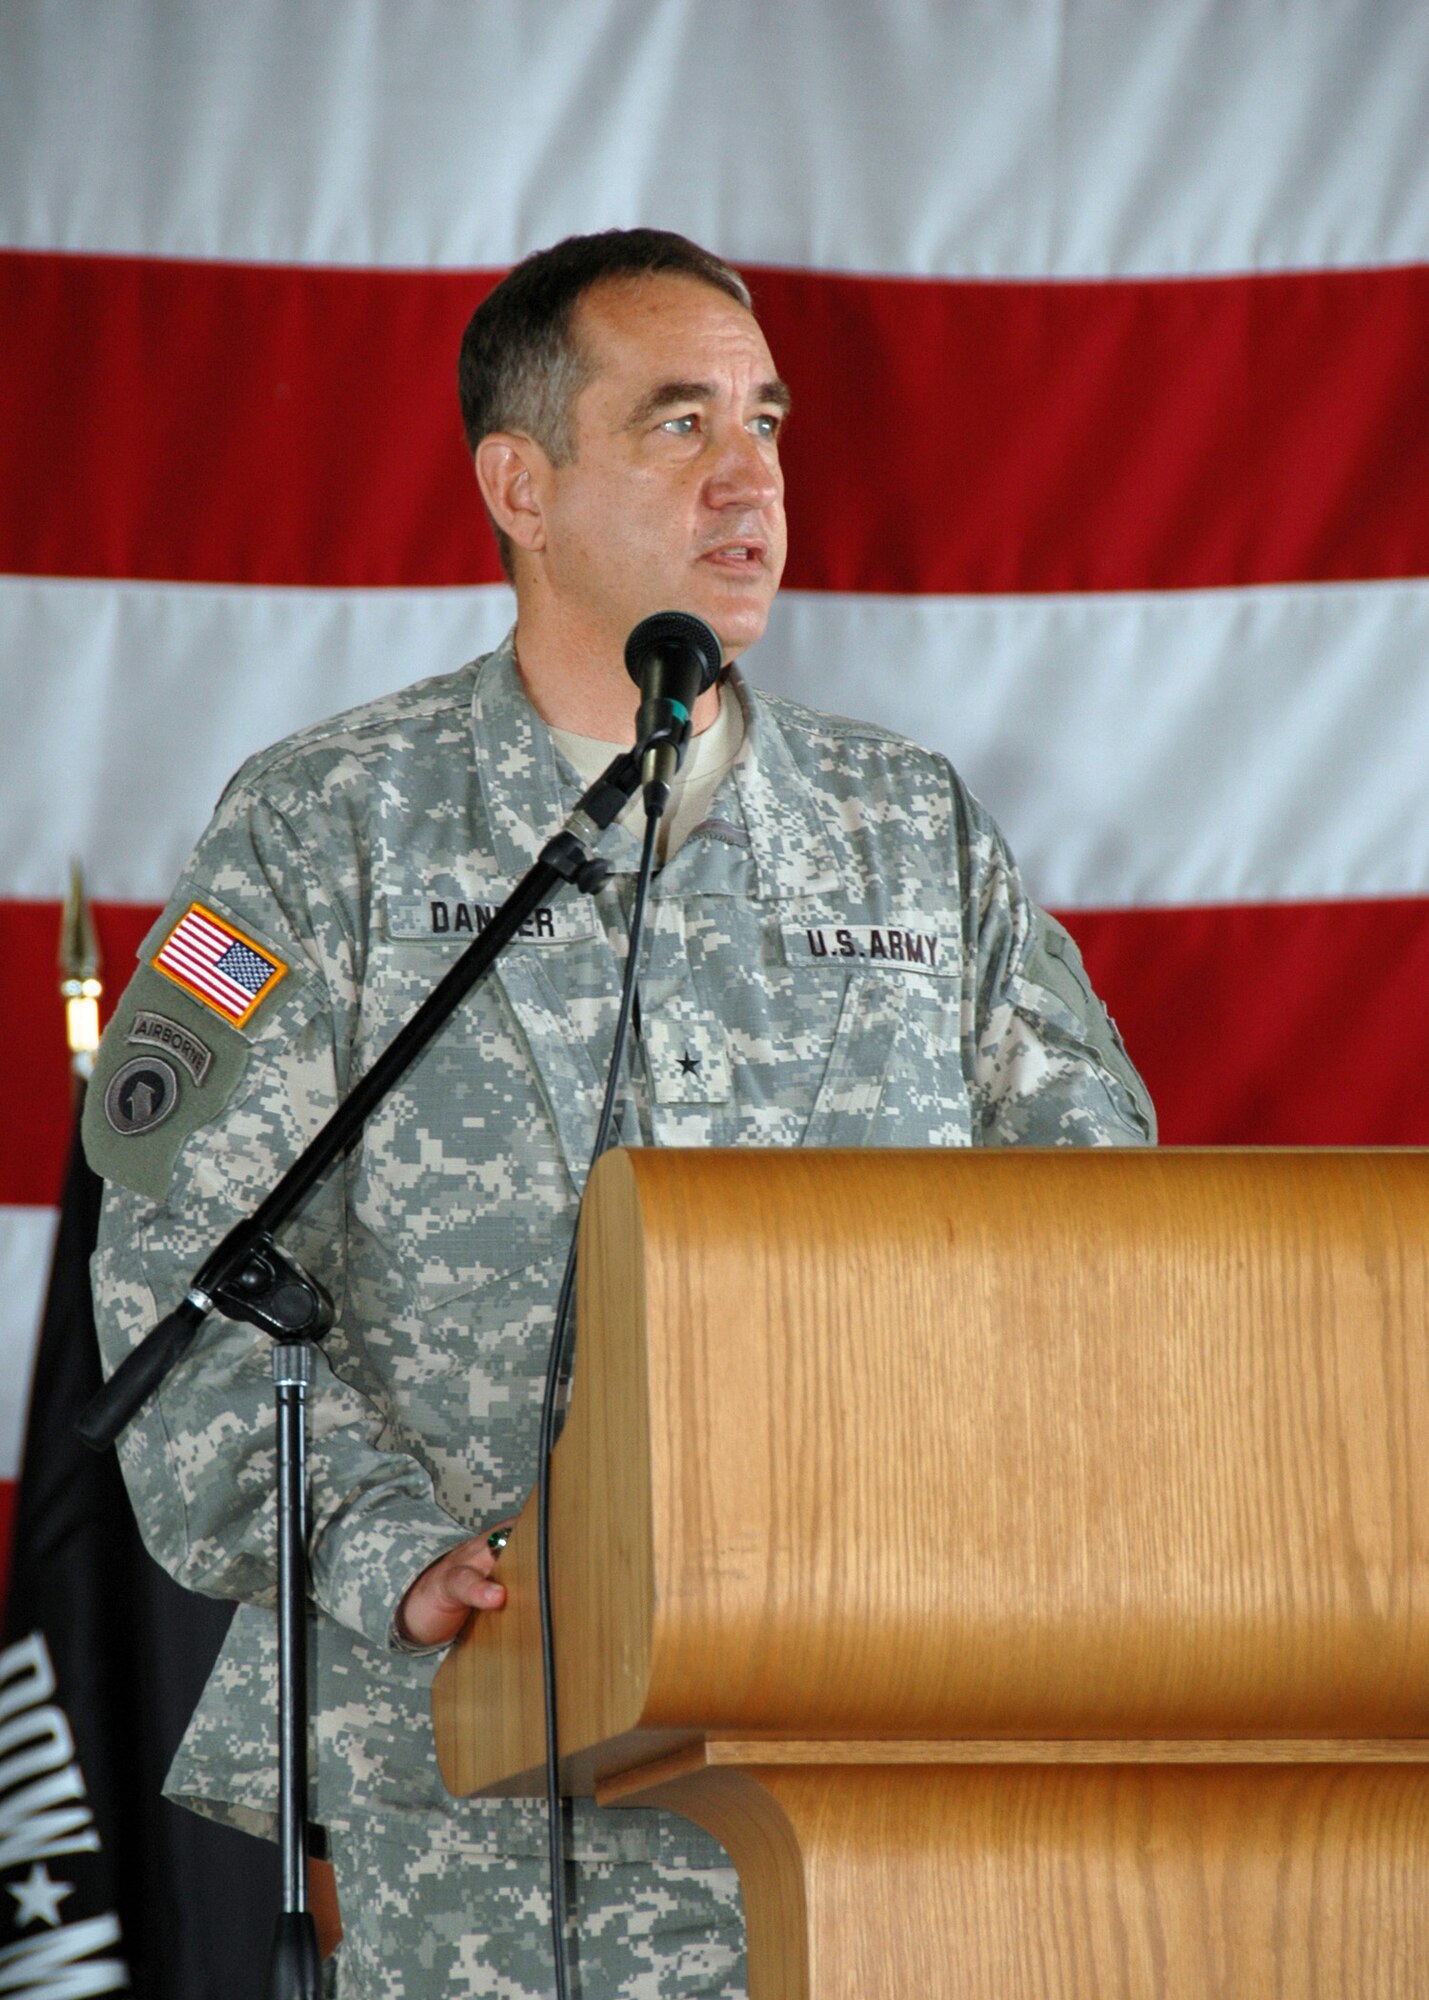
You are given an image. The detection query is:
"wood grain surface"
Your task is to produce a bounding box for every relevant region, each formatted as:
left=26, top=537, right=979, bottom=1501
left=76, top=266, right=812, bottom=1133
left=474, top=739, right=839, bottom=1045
left=432, top=1149, right=1429, bottom=1992
left=611, top=1759, right=1429, bottom=1999
left=436, top=1149, right=1429, bottom=1793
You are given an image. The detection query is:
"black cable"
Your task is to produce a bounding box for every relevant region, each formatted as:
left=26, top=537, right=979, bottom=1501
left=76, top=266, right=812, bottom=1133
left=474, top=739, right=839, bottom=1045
left=535, top=803, right=662, bottom=2000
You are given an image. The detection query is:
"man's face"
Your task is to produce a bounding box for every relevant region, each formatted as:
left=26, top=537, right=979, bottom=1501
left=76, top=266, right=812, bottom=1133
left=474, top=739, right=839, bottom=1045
left=532, top=274, right=789, bottom=662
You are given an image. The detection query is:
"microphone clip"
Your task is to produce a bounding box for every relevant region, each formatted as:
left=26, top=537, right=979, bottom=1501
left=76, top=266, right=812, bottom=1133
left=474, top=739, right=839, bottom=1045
left=209, top=1234, right=335, bottom=1344
left=637, top=699, right=694, bottom=817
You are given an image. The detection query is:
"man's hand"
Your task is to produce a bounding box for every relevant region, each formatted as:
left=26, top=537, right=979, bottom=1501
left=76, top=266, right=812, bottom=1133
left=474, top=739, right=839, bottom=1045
left=395, top=1523, right=513, bottom=1648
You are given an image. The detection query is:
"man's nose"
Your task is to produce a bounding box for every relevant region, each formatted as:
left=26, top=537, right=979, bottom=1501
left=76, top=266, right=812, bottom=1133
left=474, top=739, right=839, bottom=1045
left=704, top=424, right=781, bottom=509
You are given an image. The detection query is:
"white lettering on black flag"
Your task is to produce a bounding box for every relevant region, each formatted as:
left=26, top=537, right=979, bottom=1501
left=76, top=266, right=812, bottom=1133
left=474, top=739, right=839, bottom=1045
left=0, top=1633, right=127, bottom=1996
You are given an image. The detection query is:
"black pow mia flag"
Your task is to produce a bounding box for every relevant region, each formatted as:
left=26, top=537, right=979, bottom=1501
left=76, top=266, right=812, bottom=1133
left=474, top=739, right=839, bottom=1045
left=0, top=1117, right=278, bottom=1997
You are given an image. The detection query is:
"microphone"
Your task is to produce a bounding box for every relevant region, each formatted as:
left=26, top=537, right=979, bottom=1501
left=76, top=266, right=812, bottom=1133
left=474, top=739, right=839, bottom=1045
left=624, top=611, right=723, bottom=814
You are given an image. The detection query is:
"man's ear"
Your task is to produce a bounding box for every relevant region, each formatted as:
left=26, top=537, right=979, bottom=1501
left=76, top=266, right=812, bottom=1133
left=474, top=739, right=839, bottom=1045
left=475, top=433, right=549, bottom=557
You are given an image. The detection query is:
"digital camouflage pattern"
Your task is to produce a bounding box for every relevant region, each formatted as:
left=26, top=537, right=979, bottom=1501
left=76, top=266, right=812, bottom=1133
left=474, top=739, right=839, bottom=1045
left=85, top=635, right=1154, bottom=1994
left=326, top=1805, right=744, bottom=1999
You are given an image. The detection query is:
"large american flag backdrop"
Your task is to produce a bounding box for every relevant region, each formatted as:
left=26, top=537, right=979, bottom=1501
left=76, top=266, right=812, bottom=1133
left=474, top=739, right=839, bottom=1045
left=3, top=2, right=1428, bottom=1562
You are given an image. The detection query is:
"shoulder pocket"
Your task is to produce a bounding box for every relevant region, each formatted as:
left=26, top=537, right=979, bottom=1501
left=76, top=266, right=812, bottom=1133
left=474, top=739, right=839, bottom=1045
left=84, top=965, right=255, bottom=1200
left=1018, top=917, right=1100, bottom=1027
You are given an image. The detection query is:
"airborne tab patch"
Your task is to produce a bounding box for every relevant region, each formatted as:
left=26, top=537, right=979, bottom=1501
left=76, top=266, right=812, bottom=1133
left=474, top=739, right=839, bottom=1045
left=153, top=903, right=288, bottom=1026
left=126, top=1008, right=214, bottom=1084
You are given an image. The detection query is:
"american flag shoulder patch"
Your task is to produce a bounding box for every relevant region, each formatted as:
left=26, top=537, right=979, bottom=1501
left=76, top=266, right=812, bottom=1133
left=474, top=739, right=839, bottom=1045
left=153, top=902, right=288, bottom=1027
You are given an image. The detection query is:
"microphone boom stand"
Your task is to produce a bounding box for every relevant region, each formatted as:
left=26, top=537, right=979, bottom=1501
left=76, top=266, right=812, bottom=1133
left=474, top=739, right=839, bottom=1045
left=77, top=745, right=647, bottom=1999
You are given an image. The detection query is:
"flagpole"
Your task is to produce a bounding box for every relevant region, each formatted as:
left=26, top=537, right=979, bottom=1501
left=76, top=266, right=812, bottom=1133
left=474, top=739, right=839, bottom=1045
left=58, top=860, right=103, bottom=1091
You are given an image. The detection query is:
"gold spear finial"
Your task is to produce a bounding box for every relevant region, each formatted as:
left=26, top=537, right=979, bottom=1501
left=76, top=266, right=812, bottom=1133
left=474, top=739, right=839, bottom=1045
left=59, top=860, right=103, bottom=1079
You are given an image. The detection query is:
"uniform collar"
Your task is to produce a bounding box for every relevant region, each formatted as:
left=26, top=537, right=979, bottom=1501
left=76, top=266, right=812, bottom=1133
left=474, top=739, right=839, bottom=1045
left=469, top=631, right=576, bottom=879
left=469, top=631, right=843, bottom=899
left=726, top=669, right=843, bottom=900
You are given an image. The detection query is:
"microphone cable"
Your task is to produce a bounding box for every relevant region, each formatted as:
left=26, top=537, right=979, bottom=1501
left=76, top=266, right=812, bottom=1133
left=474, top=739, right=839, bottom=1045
left=534, top=798, right=663, bottom=2000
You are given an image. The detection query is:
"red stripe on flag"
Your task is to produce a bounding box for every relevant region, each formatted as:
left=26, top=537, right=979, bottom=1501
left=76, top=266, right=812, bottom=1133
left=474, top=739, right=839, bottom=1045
left=0, top=251, right=498, bottom=590
left=4, top=893, right=1429, bottom=1210
left=1, top=900, right=158, bottom=1208
left=4, top=251, right=1429, bottom=594
left=1064, top=896, right=1429, bottom=1147
left=756, top=265, right=1429, bottom=596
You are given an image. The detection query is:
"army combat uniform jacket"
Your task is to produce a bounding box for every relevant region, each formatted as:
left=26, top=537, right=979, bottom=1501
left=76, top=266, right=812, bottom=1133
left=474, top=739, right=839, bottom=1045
left=86, top=635, right=1155, bottom=1853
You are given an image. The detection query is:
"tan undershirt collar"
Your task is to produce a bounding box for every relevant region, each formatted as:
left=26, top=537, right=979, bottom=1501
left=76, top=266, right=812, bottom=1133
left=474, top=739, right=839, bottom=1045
left=549, top=686, right=746, bottom=860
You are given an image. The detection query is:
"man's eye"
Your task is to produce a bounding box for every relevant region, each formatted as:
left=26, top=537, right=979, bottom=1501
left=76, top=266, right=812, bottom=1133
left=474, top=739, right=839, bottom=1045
left=750, top=413, right=783, bottom=440
left=661, top=414, right=697, bottom=435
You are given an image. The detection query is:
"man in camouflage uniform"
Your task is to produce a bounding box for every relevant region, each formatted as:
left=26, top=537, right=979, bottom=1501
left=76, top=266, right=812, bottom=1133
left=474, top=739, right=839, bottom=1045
left=85, top=230, right=1155, bottom=1997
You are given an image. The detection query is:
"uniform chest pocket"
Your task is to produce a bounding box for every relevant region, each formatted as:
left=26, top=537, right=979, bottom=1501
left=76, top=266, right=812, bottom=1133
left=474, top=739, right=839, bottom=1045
left=787, top=929, right=969, bottom=1149
left=802, top=970, right=973, bottom=1147
left=349, top=946, right=583, bottom=1298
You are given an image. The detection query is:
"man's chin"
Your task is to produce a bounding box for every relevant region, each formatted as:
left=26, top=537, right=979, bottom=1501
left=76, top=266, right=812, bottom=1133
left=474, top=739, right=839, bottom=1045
left=693, top=585, right=776, bottom=661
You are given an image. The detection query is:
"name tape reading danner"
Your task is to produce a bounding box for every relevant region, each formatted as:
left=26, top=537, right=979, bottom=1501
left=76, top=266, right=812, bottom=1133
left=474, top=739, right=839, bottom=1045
left=385, top=895, right=598, bottom=944
left=785, top=925, right=950, bottom=971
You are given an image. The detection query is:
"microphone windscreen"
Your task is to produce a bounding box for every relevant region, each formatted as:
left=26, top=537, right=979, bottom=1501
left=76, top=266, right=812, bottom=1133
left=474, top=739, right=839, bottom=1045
left=623, top=611, right=722, bottom=694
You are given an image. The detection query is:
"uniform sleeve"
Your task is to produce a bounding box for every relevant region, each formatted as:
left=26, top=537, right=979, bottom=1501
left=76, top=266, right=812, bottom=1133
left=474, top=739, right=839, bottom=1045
left=960, top=790, right=1157, bottom=1148
left=85, top=773, right=472, bottom=1653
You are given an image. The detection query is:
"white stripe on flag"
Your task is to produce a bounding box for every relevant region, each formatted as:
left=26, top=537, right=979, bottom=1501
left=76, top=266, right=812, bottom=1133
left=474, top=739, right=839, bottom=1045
left=0, top=576, right=516, bottom=903
left=3, top=574, right=1427, bottom=913
left=0, top=1205, right=58, bottom=1481
left=3, top=0, right=1428, bottom=278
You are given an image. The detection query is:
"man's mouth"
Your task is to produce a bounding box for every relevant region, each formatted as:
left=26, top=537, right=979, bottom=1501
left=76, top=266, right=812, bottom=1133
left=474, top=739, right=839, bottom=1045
left=701, top=541, right=766, bottom=568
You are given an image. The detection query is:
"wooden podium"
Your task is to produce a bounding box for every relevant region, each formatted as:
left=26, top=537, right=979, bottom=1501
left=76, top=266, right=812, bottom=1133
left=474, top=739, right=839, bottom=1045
left=433, top=1148, right=1429, bottom=1997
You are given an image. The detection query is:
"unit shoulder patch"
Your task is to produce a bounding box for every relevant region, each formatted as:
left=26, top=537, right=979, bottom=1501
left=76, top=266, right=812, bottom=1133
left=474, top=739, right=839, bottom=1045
left=103, top=1054, right=180, bottom=1135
